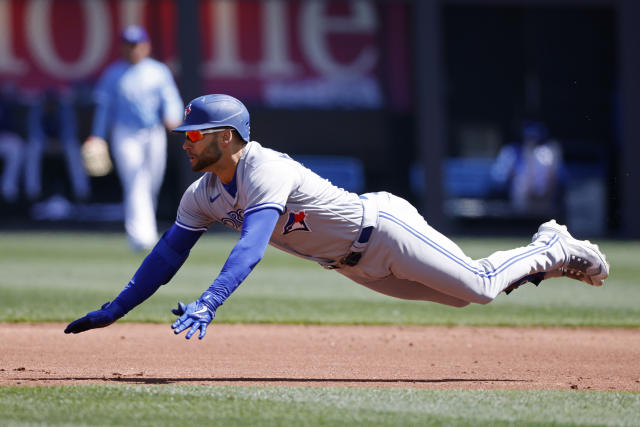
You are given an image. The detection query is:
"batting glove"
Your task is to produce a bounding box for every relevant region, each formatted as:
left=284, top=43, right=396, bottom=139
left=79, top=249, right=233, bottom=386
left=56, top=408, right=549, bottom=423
left=64, top=301, right=125, bottom=334
left=171, top=292, right=217, bottom=340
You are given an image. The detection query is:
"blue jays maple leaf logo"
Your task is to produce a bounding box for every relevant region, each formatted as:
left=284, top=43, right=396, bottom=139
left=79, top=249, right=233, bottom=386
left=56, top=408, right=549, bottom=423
left=283, top=210, right=311, bottom=235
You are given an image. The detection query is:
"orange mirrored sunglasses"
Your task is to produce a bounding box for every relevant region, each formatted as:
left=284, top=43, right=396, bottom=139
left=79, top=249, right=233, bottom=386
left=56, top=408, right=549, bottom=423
left=185, top=128, right=228, bottom=142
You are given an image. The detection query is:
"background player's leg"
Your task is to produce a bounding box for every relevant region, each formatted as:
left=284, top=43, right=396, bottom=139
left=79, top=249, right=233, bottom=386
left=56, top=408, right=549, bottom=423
left=147, top=125, right=167, bottom=211
left=59, top=100, right=90, bottom=201
left=25, top=104, right=44, bottom=201
left=0, top=133, right=23, bottom=202
left=111, top=126, right=157, bottom=251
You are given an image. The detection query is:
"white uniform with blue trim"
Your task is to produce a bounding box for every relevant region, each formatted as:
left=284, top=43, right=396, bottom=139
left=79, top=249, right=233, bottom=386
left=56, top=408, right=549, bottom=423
left=92, top=57, right=184, bottom=250
left=176, top=141, right=566, bottom=307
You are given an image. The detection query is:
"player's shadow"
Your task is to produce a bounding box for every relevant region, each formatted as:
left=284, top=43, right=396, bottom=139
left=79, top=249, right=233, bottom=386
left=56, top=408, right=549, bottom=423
left=32, top=376, right=528, bottom=385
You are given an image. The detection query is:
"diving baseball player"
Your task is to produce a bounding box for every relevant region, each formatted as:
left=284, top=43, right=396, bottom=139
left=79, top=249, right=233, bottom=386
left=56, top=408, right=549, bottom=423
left=65, top=94, right=610, bottom=340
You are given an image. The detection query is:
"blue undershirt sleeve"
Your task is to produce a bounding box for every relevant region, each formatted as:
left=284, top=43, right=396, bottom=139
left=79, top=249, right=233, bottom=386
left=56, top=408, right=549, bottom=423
left=91, top=76, right=114, bottom=139
left=201, top=207, right=280, bottom=311
left=91, top=100, right=110, bottom=139
left=111, top=223, right=204, bottom=314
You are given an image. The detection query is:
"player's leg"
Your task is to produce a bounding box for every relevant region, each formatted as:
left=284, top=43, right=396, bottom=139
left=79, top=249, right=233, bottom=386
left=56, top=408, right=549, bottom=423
left=371, top=193, right=605, bottom=304
left=381, top=218, right=558, bottom=303
left=111, top=126, right=156, bottom=250
left=0, top=133, right=23, bottom=202
left=58, top=101, right=90, bottom=200
left=24, top=103, right=44, bottom=201
left=341, top=271, right=470, bottom=307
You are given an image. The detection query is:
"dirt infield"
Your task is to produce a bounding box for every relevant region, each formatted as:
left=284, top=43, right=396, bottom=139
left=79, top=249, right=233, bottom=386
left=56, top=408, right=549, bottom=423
left=1, top=323, right=639, bottom=391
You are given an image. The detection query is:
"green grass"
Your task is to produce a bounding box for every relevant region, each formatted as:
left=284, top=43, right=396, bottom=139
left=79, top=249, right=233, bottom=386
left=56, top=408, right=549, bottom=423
left=1, top=231, right=639, bottom=427
left=1, top=230, right=639, bottom=326
left=0, top=385, right=638, bottom=426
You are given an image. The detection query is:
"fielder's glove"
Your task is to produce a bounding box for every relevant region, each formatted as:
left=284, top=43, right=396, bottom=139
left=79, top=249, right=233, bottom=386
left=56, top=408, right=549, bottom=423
left=64, top=301, right=125, bottom=334
left=171, top=292, right=217, bottom=340
left=82, top=136, right=113, bottom=177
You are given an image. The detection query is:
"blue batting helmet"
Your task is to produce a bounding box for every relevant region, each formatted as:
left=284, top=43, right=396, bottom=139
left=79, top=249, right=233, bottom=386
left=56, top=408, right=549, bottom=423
left=173, top=94, right=250, bottom=141
left=121, top=25, right=149, bottom=44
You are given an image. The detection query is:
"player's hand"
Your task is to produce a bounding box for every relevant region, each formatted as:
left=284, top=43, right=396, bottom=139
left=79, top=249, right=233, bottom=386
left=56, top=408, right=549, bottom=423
left=171, top=294, right=216, bottom=340
left=64, top=301, right=125, bottom=334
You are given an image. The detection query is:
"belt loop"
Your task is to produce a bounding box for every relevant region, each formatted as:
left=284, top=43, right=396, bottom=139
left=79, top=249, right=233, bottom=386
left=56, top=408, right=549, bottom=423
left=359, top=194, right=379, bottom=229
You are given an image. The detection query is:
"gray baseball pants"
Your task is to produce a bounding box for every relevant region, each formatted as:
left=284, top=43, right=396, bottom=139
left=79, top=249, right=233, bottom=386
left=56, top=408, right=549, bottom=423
left=338, top=192, right=565, bottom=307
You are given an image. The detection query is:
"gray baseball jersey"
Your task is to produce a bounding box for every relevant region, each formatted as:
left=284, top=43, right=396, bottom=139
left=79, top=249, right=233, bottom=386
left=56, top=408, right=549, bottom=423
left=176, top=140, right=571, bottom=307
left=176, top=141, right=365, bottom=264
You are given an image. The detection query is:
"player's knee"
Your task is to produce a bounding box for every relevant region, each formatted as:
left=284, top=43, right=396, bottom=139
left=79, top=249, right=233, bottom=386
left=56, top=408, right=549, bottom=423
left=449, top=300, right=470, bottom=308
left=467, top=293, right=494, bottom=305
left=468, top=283, right=500, bottom=305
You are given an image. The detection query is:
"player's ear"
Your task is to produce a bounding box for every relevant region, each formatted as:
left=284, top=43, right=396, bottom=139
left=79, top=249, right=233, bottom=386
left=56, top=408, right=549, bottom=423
left=215, top=129, right=233, bottom=150
left=221, top=128, right=235, bottom=144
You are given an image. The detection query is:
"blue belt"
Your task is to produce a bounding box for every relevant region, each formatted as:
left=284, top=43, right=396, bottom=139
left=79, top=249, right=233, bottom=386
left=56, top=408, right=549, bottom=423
left=341, top=226, right=374, bottom=266
left=325, top=225, right=374, bottom=269
left=324, top=195, right=378, bottom=270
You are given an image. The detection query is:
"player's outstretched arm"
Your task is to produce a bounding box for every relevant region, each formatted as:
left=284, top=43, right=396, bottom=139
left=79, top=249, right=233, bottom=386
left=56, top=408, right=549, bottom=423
left=64, top=301, right=125, bottom=334
left=171, top=208, right=280, bottom=340
left=170, top=296, right=216, bottom=340
left=64, top=223, right=203, bottom=334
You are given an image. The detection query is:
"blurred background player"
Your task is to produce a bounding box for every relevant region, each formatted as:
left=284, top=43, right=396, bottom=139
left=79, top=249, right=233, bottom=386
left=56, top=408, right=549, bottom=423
left=490, top=120, right=565, bottom=215
left=83, top=25, right=183, bottom=251
left=25, top=89, right=90, bottom=203
left=0, top=84, right=24, bottom=204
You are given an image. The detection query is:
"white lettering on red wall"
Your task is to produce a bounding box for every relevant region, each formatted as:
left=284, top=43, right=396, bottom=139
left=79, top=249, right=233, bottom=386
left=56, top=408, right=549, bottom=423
left=0, top=0, right=409, bottom=109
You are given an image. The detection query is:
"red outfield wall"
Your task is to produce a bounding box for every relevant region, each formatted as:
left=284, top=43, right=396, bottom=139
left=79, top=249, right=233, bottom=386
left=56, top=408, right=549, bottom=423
left=0, top=0, right=410, bottom=109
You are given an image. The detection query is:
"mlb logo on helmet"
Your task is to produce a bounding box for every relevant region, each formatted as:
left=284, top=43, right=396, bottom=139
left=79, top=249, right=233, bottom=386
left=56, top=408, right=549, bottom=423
left=283, top=211, right=311, bottom=235
left=184, top=104, right=192, bottom=119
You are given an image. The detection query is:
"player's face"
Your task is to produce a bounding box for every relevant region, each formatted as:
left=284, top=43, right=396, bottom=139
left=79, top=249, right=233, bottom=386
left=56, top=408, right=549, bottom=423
left=183, top=133, right=223, bottom=172
left=122, top=41, right=151, bottom=64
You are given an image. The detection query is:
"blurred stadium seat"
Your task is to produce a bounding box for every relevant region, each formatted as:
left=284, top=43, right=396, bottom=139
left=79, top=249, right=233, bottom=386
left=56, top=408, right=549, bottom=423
left=443, top=157, right=494, bottom=198
left=292, top=155, right=365, bottom=194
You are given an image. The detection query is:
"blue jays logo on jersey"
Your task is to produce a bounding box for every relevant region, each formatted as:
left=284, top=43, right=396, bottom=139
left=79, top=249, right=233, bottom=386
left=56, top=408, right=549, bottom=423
left=283, top=210, right=311, bottom=235
left=221, top=209, right=244, bottom=229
